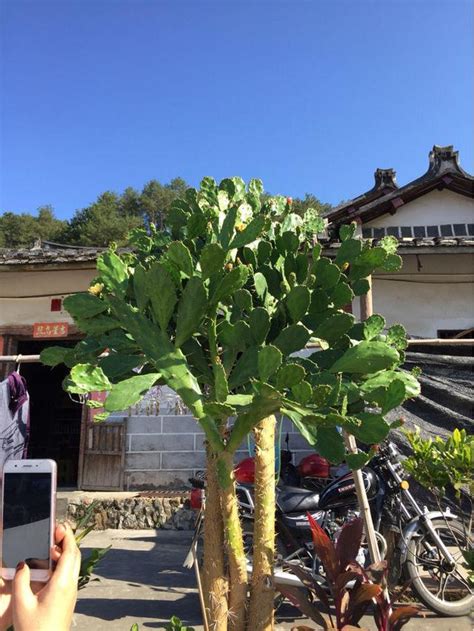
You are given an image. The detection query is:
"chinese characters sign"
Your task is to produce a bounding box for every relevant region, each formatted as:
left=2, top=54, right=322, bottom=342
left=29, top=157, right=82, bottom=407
left=33, top=322, right=69, bottom=338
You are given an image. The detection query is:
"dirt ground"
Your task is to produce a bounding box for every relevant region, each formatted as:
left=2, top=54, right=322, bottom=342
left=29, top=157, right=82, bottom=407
left=74, top=529, right=472, bottom=631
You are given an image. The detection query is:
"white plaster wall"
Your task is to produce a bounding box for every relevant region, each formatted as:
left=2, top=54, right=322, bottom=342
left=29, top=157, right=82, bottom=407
left=366, top=189, right=473, bottom=228
left=0, top=268, right=96, bottom=326
left=371, top=277, right=474, bottom=337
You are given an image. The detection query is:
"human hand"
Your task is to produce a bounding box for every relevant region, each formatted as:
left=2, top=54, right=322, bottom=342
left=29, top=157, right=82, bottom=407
left=11, top=522, right=81, bottom=631
left=0, top=523, right=71, bottom=631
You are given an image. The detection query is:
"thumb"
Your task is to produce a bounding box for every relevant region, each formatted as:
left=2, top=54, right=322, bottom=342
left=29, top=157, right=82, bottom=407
left=12, top=562, right=36, bottom=611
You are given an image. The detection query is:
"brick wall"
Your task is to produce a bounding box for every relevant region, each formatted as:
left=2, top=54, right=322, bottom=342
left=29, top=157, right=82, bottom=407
left=121, top=394, right=315, bottom=490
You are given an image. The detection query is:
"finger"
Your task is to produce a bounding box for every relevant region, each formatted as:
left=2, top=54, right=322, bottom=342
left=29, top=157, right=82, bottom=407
left=12, top=562, right=35, bottom=610
left=54, top=523, right=67, bottom=545
left=51, top=544, right=62, bottom=562
left=50, top=524, right=80, bottom=589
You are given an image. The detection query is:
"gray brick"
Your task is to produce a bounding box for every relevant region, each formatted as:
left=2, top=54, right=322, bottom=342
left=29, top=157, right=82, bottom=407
left=125, top=452, right=161, bottom=470
left=162, top=451, right=206, bottom=470
left=130, top=433, right=194, bottom=452
left=125, top=470, right=191, bottom=490
left=127, top=416, right=162, bottom=434
left=283, top=433, right=312, bottom=450
left=162, top=415, right=203, bottom=434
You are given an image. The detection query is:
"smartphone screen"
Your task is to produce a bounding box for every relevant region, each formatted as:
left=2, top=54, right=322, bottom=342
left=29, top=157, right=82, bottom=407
left=2, top=472, right=52, bottom=570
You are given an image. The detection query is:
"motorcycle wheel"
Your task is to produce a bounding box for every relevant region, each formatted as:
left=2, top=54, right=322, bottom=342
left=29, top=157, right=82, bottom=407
left=405, top=517, right=473, bottom=617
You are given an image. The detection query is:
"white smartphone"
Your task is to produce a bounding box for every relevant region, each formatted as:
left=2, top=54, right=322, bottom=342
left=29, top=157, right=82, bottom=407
left=1, top=459, right=57, bottom=582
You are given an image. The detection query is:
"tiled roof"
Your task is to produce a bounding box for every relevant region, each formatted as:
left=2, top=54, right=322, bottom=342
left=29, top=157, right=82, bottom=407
left=0, top=240, right=104, bottom=266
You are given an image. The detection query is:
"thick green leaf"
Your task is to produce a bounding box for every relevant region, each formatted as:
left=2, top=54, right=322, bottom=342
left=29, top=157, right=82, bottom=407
left=346, top=451, right=371, bottom=470
left=167, top=241, right=194, bottom=278
left=203, top=402, right=235, bottom=419
left=228, top=347, right=259, bottom=389
left=68, top=364, right=112, bottom=394
left=254, top=272, right=268, bottom=300
left=379, top=235, right=398, bottom=255
left=227, top=389, right=281, bottom=452
left=181, top=337, right=212, bottom=382
left=330, top=282, right=354, bottom=309
left=97, top=251, right=128, bottom=295
left=286, top=285, right=311, bottom=323
left=360, top=369, right=420, bottom=400
left=213, top=266, right=249, bottom=303
left=386, top=323, right=408, bottom=351
left=234, top=288, right=253, bottom=312
left=105, top=373, right=160, bottom=412
left=382, top=378, right=406, bottom=413
left=363, top=314, right=386, bottom=340
left=329, top=341, right=400, bottom=374
left=74, top=315, right=121, bottom=336
left=258, top=345, right=282, bottom=382
left=40, top=346, right=69, bottom=367
left=63, top=293, right=107, bottom=319
left=335, top=238, right=362, bottom=266
left=349, top=247, right=387, bottom=280
left=313, top=258, right=341, bottom=289
left=229, top=215, right=266, bottom=249
left=257, top=241, right=272, bottom=265
left=316, top=426, right=345, bottom=463
left=274, top=324, right=311, bottom=356
left=219, top=205, right=238, bottom=249
left=383, top=253, right=403, bottom=272
left=175, top=277, right=208, bottom=347
left=98, top=354, right=143, bottom=380
left=351, top=278, right=370, bottom=296
left=276, top=363, right=306, bottom=388
left=291, top=380, right=313, bottom=404
left=133, top=265, right=149, bottom=312
left=351, top=413, right=390, bottom=444
left=249, top=308, right=270, bottom=344
left=219, top=320, right=251, bottom=350
left=148, top=262, right=177, bottom=332
left=200, top=243, right=226, bottom=279
left=340, top=223, right=357, bottom=241
left=213, top=362, right=229, bottom=402
left=314, top=312, right=354, bottom=345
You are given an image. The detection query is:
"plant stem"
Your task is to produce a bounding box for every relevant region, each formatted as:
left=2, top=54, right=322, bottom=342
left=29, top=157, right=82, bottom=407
left=203, top=446, right=229, bottom=631
left=218, top=450, right=248, bottom=631
left=248, top=415, right=276, bottom=631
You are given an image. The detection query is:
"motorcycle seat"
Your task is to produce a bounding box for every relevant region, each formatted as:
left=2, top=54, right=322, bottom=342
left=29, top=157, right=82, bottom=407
left=277, top=486, right=320, bottom=514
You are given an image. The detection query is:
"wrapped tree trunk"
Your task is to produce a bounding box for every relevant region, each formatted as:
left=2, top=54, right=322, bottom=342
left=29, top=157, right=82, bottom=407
left=248, top=415, right=276, bottom=631
left=219, top=450, right=248, bottom=631
left=203, top=447, right=229, bottom=631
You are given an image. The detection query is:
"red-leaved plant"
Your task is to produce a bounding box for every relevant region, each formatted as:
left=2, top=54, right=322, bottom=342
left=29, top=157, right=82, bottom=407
left=280, top=515, right=419, bottom=631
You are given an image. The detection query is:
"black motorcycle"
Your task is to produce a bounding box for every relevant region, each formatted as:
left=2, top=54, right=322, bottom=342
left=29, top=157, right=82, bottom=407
left=188, top=440, right=473, bottom=617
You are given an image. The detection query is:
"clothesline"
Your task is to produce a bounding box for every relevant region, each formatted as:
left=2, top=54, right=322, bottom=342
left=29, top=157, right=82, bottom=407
left=0, top=337, right=472, bottom=365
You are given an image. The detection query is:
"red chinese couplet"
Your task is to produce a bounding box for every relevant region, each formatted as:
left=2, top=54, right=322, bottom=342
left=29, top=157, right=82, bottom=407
left=33, top=322, right=69, bottom=338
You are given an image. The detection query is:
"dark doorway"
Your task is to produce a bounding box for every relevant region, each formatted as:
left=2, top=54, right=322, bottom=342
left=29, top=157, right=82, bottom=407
left=17, top=340, right=82, bottom=488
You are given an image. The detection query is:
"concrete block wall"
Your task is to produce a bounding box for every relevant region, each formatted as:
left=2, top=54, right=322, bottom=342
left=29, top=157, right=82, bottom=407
left=123, top=412, right=315, bottom=491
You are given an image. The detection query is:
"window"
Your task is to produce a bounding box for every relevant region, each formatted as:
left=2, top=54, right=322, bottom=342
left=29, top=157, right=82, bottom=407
left=362, top=227, right=372, bottom=238
left=427, top=225, right=440, bottom=237
left=468, top=224, right=474, bottom=236
left=386, top=226, right=399, bottom=237
left=373, top=227, right=385, bottom=239
left=440, top=224, right=453, bottom=237
left=453, top=224, right=467, bottom=236
left=413, top=226, right=426, bottom=238
left=401, top=226, right=412, bottom=238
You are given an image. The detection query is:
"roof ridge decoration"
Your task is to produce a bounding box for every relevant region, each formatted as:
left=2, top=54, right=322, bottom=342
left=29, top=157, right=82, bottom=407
left=426, top=145, right=472, bottom=179
left=326, top=144, right=474, bottom=227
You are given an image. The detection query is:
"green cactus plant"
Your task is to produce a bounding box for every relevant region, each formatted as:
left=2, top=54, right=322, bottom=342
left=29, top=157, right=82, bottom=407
left=42, top=178, right=419, bottom=631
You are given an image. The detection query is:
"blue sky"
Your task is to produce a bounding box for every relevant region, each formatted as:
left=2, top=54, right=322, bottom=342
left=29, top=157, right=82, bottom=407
left=1, top=0, right=472, bottom=220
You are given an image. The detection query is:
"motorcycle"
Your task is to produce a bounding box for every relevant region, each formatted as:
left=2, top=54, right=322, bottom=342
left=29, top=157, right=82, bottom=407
left=187, top=440, right=473, bottom=617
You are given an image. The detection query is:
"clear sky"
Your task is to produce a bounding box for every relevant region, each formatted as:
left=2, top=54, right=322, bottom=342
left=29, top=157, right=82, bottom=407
left=1, top=0, right=472, bottom=220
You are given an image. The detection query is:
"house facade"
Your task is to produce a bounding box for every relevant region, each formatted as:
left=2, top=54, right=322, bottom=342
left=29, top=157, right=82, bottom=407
left=1, top=144, right=471, bottom=490
left=324, top=145, right=474, bottom=338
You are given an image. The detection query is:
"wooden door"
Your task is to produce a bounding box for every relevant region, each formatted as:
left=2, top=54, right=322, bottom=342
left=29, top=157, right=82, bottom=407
left=78, top=393, right=126, bottom=491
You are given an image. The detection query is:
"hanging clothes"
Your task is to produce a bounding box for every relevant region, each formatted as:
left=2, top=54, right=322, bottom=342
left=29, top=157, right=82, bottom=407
left=0, top=371, right=30, bottom=470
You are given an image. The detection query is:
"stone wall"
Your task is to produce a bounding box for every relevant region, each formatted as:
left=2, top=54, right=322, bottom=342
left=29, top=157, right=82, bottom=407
left=67, top=494, right=195, bottom=530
